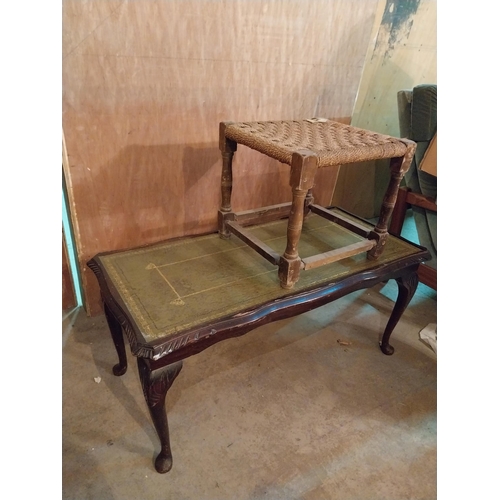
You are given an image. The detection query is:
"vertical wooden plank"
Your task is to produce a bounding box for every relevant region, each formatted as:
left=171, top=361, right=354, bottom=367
left=62, top=233, right=76, bottom=311
left=62, top=128, right=87, bottom=310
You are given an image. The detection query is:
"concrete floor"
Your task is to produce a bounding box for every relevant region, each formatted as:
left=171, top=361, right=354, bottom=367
left=62, top=278, right=437, bottom=500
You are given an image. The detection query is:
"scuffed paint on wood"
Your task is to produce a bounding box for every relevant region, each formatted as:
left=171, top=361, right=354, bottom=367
left=374, top=0, right=421, bottom=60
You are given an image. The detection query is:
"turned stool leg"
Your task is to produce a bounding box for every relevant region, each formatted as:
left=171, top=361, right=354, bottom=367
left=304, top=188, right=314, bottom=216
left=368, top=157, right=405, bottom=259
left=137, top=358, right=183, bottom=473
left=279, top=150, right=318, bottom=288
left=369, top=140, right=415, bottom=259
left=379, top=270, right=419, bottom=355
left=103, top=301, right=128, bottom=376
left=218, top=122, right=237, bottom=239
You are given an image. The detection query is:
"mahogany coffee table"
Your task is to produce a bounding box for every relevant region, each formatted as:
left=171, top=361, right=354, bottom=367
left=88, top=209, right=429, bottom=474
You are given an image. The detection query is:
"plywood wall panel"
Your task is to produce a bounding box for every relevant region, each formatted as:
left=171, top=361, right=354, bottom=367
left=62, top=1, right=124, bottom=57
left=63, top=0, right=381, bottom=315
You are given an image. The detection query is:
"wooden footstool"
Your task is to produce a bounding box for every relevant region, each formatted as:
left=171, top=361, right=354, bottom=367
left=218, top=119, right=416, bottom=288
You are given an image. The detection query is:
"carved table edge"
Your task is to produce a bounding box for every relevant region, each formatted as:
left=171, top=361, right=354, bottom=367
left=88, top=248, right=429, bottom=366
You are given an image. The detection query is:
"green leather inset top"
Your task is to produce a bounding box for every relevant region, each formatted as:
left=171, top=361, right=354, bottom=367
left=97, top=211, right=422, bottom=343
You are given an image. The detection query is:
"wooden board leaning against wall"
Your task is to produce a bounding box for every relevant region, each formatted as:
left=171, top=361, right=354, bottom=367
left=63, top=0, right=383, bottom=316
left=331, top=0, right=437, bottom=218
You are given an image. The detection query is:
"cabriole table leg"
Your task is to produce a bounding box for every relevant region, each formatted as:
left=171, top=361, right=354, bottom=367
left=137, top=358, right=183, bottom=473
left=379, top=270, right=419, bottom=355
left=103, top=301, right=128, bottom=376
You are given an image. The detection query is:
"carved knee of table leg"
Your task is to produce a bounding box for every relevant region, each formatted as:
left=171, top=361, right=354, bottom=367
left=137, top=358, right=183, bottom=473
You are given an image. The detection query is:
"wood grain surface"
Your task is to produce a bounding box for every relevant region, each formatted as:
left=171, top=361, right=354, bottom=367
left=62, top=0, right=382, bottom=315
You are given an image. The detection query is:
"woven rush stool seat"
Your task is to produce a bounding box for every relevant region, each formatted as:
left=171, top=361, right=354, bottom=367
left=218, top=119, right=416, bottom=288
left=224, top=119, right=409, bottom=167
